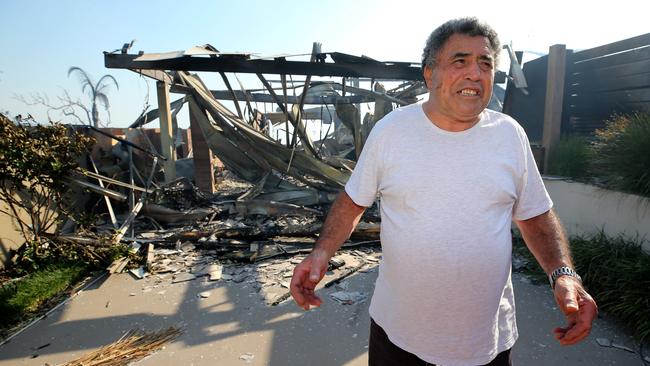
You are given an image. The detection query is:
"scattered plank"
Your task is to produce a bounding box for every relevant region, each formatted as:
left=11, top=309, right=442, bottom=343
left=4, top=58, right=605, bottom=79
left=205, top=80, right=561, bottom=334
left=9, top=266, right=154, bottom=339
left=324, top=260, right=366, bottom=288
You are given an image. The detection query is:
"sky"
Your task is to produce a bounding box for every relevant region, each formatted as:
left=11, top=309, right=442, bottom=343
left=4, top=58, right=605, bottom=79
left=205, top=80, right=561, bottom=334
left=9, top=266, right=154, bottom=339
left=1, top=0, right=648, bottom=129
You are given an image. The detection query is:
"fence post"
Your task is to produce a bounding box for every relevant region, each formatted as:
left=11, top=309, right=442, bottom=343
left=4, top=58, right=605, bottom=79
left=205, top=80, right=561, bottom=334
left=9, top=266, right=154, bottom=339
left=542, top=44, right=568, bottom=173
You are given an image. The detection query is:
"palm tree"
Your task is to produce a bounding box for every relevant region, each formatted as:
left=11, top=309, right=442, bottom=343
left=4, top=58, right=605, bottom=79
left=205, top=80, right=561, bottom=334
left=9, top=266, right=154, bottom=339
left=67, top=67, right=119, bottom=127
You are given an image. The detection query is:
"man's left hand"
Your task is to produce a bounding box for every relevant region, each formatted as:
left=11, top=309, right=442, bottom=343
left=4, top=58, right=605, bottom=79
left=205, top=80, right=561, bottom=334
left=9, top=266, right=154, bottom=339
left=552, top=276, right=598, bottom=345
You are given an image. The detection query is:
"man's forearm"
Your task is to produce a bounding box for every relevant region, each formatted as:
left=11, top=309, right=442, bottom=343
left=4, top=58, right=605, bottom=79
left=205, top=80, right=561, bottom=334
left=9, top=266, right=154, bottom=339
left=515, top=209, right=573, bottom=275
left=314, top=191, right=367, bottom=257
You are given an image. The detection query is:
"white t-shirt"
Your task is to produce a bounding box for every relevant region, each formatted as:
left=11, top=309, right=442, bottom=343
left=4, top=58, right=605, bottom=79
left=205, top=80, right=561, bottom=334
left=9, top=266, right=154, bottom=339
left=345, top=103, right=552, bottom=366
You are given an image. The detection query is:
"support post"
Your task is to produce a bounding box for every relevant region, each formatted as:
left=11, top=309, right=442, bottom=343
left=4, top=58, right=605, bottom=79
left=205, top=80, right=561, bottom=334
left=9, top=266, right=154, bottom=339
left=351, top=77, right=362, bottom=158
left=281, top=74, right=290, bottom=147
left=156, top=81, right=176, bottom=182
left=542, top=44, right=567, bottom=173
left=189, top=99, right=216, bottom=193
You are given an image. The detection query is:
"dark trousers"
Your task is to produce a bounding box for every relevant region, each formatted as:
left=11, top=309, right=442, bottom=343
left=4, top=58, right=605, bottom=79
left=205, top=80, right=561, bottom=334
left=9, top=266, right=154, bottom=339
left=369, top=319, right=512, bottom=366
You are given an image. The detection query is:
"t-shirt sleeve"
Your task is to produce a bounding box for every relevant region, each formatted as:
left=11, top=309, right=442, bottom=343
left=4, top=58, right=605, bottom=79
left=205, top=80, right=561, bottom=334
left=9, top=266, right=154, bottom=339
left=512, top=131, right=553, bottom=221
left=344, top=127, right=383, bottom=207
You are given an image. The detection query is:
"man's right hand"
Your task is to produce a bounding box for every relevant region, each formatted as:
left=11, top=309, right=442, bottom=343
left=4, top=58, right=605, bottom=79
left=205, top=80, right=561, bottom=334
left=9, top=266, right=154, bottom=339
left=290, top=249, right=331, bottom=310
left=290, top=191, right=367, bottom=310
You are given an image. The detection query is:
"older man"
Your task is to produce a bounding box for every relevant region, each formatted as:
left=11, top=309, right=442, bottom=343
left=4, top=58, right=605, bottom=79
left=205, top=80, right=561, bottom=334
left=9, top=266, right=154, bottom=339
left=290, top=17, right=597, bottom=366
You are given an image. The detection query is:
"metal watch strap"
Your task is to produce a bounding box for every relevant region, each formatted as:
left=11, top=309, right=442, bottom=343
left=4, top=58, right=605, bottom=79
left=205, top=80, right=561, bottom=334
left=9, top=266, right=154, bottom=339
left=549, top=266, right=582, bottom=289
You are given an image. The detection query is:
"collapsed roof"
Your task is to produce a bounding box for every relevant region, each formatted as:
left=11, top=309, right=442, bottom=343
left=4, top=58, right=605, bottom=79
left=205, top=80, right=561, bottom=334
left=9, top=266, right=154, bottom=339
left=104, top=43, right=432, bottom=204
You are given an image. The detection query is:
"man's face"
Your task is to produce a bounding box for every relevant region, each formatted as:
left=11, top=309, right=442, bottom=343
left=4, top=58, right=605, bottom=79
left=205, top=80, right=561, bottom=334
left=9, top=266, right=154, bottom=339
left=423, top=34, right=495, bottom=126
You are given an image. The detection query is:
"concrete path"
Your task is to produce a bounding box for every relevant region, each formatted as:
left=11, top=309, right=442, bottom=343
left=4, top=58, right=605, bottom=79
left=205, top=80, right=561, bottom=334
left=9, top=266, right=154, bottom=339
left=0, top=261, right=644, bottom=365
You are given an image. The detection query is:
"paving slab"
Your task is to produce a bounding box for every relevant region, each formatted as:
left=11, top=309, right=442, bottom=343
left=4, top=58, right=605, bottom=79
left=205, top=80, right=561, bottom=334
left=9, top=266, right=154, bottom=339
left=0, top=265, right=644, bottom=365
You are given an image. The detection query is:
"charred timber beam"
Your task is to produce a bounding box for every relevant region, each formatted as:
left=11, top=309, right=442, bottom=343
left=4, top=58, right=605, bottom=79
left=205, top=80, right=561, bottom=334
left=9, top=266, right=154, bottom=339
left=130, top=69, right=173, bottom=84
left=208, top=90, right=369, bottom=104
left=86, top=125, right=166, bottom=160
left=257, top=73, right=319, bottom=157
left=218, top=71, right=244, bottom=119
left=129, top=70, right=374, bottom=104
left=105, top=54, right=422, bottom=80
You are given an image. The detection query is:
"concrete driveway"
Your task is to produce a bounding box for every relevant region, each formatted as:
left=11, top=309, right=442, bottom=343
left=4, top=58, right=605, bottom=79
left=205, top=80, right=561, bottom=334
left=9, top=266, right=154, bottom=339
left=0, top=257, right=643, bottom=366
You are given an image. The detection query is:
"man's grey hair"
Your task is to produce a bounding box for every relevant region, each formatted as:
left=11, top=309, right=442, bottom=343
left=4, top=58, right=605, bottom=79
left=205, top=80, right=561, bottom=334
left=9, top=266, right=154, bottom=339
left=421, top=17, right=501, bottom=70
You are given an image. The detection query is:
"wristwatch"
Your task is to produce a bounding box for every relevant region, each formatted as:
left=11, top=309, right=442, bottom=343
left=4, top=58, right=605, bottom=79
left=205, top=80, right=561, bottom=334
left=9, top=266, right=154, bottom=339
left=549, top=266, right=582, bottom=290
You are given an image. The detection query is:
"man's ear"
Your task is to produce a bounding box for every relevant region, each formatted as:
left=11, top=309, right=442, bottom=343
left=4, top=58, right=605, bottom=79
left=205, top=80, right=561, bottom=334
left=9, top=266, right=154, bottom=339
left=423, top=65, right=433, bottom=89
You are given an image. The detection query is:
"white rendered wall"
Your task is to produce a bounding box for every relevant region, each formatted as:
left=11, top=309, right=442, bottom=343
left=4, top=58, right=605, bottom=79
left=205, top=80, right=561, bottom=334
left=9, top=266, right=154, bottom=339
left=543, top=178, right=650, bottom=251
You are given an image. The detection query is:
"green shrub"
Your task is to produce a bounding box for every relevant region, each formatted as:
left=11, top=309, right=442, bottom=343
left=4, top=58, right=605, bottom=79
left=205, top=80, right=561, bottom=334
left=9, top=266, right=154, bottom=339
left=570, top=233, right=650, bottom=341
left=0, top=113, right=94, bottom=245
left=591, top=112, right=650, bottom=197
left=547, top=135, right=592, bottom=178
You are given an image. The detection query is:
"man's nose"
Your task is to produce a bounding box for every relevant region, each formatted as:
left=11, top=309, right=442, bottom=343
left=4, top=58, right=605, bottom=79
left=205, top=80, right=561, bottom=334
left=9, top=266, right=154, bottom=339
left=465, top=62, right=482, bottom=81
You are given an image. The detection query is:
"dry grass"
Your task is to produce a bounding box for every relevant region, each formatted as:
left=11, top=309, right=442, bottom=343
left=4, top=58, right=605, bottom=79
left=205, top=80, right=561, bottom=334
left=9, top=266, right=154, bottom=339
left=57, top=326, right=182, bottom=366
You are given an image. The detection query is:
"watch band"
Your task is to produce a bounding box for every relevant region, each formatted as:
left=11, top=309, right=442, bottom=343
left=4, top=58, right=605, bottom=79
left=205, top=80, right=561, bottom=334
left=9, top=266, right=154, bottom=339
left=549, top=266, right=582, bottom=289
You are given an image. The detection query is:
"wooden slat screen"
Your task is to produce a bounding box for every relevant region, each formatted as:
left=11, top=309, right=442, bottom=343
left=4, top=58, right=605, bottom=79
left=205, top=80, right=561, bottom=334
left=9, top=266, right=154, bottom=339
left=565, top=33, right=650, bottom=134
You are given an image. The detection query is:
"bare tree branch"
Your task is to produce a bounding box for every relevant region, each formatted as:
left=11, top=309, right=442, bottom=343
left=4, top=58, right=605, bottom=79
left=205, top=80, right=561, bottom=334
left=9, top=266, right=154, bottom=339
left=15, top=67, right=118, bottom=127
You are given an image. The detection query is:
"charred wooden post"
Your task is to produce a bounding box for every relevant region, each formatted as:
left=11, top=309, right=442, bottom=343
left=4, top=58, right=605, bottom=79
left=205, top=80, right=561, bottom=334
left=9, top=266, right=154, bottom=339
left=156, top=81, right=177, bottom=182
left=281, top=74, right=290, bottom=147
left=189, top=100, right=216, bottom=193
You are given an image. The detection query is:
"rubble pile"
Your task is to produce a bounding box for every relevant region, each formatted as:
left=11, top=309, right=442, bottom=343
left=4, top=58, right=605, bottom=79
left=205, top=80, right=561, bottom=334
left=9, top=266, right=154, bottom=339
left=128, top=237, right=381, bottom=306
left=86, top=171, right=381, bottom=306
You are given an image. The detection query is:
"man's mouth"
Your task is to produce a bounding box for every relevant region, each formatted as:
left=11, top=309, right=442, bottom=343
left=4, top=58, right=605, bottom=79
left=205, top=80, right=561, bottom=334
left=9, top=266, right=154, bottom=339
left=458, top=88, right=480, bottom=96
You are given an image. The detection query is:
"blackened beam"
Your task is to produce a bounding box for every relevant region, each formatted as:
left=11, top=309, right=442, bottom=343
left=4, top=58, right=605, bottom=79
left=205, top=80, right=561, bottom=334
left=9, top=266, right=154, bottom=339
left=257, top=73, right=319, bottom=157
left=86, top=125, right=167, bottom=160
left=105, top=54, right=422, bottom=80
left=167, top=83, right=370, bottom=104
left=130, top=69, right=173, bottom=84
left=130, top=96, right=187, bottom=128
left=209, top=90, right=369, bottom=104
left=219, top=71, right=244, bottom=119
left=131, top=69, right=378, bottom=104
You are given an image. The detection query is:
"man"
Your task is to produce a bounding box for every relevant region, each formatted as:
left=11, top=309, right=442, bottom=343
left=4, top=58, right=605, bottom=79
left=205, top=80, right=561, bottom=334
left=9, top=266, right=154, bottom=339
left=290, top=17, right=597, bottom=366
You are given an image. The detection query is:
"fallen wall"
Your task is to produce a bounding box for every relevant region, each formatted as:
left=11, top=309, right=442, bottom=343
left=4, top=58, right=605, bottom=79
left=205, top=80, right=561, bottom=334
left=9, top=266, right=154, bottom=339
left=544, top=178, right=650, bottom=251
